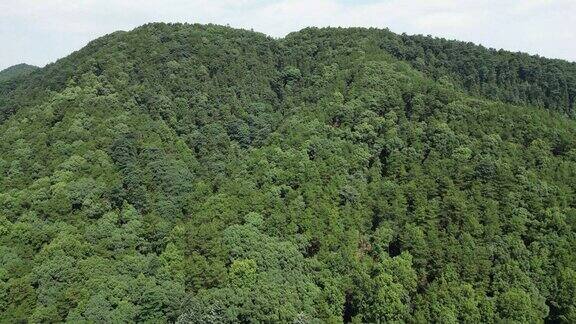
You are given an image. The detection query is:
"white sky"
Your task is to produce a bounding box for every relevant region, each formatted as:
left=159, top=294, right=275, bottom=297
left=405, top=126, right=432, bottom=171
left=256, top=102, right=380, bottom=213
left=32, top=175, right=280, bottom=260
left=1, top=0, right=575, bottom=71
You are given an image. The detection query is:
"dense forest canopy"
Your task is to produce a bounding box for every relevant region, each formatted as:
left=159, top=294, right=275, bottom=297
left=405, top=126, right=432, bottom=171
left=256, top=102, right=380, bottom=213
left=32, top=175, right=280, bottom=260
left=0, top=23, right=575, bottom=323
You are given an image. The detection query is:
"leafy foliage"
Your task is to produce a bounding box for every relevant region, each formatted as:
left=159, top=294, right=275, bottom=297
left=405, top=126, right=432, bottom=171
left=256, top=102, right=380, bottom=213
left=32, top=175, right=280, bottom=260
left=1, top=23, right=575, bottom=323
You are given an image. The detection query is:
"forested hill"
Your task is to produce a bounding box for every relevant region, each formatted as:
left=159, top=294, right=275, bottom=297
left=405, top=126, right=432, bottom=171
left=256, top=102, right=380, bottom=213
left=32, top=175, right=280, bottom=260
left=2, top=24, right=576, bottom=122
left=0, top=63, right=38, bottom=83
left=284, top=27, right=576, bottom=115
left=1, top=23, right=575, bottom=323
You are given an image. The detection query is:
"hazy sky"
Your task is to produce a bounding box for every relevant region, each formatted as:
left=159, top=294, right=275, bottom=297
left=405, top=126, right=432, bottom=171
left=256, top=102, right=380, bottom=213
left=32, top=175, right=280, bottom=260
left=1, top=0, right=575, bottom=71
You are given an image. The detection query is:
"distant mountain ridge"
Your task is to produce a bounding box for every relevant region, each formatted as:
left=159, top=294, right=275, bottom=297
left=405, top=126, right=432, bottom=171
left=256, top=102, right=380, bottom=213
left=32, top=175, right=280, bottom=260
left=0, top=63, right=39, bottom=82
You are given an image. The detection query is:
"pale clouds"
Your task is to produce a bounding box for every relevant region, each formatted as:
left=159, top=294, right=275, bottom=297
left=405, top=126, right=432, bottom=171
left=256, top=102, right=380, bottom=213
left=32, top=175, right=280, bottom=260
left=1, top=0, right=575, bottom=70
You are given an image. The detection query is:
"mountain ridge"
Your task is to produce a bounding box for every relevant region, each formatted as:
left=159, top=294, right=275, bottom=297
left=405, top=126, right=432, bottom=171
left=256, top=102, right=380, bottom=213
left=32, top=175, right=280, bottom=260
left=3, top=23, right=575, bottom=123
left=0, top=63, right=39, bottom=82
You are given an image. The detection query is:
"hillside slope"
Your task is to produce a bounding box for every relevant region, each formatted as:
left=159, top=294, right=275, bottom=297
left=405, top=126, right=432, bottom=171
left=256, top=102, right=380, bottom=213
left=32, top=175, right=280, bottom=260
left=0, top=23, right=575, bottom=323
left=283, top=27, right=576, bottom=115
left=0, top=63, right=38, bottom=82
